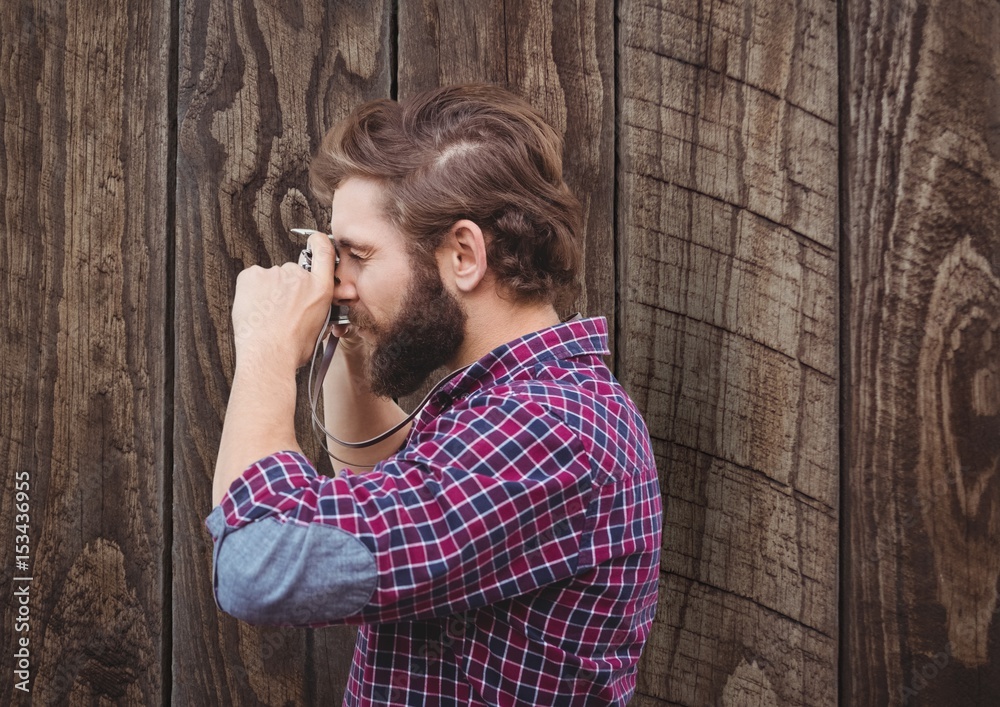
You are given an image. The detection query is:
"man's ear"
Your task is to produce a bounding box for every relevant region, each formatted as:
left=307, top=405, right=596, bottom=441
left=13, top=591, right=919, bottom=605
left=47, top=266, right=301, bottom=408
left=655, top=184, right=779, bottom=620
left=440, top=219, right=488, bottom=293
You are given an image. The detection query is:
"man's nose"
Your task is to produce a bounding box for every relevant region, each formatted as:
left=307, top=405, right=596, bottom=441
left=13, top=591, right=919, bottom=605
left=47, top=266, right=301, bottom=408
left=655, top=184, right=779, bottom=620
left=332, top=270, right=357, bottom=305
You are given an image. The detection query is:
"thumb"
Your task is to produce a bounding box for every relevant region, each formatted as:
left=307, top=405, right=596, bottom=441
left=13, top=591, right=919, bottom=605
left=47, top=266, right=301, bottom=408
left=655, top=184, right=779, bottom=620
left=307, top=231, right=337, bottom=285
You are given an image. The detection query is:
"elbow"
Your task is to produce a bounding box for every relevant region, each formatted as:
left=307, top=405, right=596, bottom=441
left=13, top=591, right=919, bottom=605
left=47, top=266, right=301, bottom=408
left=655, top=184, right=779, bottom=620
left=211, top=517, right=377, bottom=625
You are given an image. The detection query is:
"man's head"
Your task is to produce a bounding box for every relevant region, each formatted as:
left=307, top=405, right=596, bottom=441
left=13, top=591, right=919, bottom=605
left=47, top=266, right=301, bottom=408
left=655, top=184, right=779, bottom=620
left=309, top=83, right=583, bottom=307
left=319, top=176, right=467, bottom=399
left=309, top=84, right=583, bottom=397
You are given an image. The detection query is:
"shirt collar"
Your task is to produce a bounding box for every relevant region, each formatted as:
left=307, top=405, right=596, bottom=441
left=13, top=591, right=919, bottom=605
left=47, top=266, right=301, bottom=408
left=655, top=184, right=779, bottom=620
left=434, top=315, right=610, bottom=405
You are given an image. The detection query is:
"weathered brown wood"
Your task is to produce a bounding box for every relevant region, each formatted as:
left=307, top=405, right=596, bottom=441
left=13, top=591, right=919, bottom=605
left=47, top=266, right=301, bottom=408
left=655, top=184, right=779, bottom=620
left=173, top=1, right=391, bottom=703
left=398, top=0, right=617, bottom=349
left=842, top=0, right=1000, bottom=703
left=16, top=1, right=999, bottom=703
left=619, top=0, right=840, bottom=704
left=0, top=0, right=169, bottom=703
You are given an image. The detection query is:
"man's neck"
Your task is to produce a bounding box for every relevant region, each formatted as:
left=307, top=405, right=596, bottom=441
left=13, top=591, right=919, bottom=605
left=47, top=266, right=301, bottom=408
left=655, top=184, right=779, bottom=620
left=450, top=296, right=561, bottom=369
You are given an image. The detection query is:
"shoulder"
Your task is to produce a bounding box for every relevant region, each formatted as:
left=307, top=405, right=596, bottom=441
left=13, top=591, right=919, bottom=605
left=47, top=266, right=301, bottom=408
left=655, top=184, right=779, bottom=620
left=395, top=386, right=590, bottom=487
left=444, top=370, right=654, bottom=484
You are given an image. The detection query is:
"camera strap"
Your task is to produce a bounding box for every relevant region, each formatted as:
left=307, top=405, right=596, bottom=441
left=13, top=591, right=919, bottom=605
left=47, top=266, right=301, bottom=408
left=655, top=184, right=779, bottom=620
left=306, top=318, right=470, bottom=468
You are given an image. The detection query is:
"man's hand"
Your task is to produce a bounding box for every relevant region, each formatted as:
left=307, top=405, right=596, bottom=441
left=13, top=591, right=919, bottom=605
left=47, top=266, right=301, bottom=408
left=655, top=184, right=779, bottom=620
left=232, top=231, right=336, bottom=370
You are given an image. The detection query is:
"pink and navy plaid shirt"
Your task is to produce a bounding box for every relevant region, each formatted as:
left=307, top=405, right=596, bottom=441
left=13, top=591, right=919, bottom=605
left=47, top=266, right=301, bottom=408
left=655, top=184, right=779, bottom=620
left=207, top=316, right=662, bottom=706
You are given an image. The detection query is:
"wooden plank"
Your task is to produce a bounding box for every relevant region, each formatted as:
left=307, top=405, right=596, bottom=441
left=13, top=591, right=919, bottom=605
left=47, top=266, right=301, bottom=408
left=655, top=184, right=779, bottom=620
left=842, top=0, right=1000, bottom=703
left=398, top=0, right=617, bottom=350
left=619, top=0, right=840, bottom=703
left=635, top=574, right=834, bottom=706
left=0, top=0, right=169, bottom=703
left=173, top=0, right=391, bottom=703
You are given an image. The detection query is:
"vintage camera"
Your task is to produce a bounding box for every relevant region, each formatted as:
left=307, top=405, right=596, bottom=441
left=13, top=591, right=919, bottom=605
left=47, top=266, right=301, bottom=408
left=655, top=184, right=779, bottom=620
left=293, top=228, right=351, bottom=325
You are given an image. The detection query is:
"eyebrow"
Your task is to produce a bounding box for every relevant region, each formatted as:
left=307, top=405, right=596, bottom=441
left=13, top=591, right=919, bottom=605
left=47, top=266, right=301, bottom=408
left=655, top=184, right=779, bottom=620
left=331, top=236, right=374, bottom=253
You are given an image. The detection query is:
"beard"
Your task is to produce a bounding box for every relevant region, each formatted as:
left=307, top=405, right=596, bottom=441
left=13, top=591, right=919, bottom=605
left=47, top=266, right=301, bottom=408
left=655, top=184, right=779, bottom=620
left=350, top=260, right=467, bottom=399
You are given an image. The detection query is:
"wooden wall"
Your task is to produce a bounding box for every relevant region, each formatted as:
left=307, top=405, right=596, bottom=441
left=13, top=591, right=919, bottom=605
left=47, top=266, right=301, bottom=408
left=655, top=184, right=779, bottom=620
left=0, top=0, right=996, bottom=705
left=841, top=0, right=1000, bottom=704
left=1, top=0, right=170, bottom=703
left=621, top=0, right=840, bottom=703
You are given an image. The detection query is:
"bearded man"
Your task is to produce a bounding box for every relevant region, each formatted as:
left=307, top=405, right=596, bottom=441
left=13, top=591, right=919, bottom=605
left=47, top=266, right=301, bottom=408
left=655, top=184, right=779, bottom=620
left=208, top=83, right=661, bottom=707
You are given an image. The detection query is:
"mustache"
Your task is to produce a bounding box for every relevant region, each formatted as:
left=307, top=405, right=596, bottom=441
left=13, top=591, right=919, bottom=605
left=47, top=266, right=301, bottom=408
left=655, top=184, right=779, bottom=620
left=347, top=306, right=378, bottom=331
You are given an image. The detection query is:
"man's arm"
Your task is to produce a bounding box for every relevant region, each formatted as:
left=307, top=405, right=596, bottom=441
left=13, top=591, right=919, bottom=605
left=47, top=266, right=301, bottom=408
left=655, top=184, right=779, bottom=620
left=213, top=356, right=299, bottom=506
left=212, top=231, right=336, bottom=507
left=208, top=396, right=598, bottom=627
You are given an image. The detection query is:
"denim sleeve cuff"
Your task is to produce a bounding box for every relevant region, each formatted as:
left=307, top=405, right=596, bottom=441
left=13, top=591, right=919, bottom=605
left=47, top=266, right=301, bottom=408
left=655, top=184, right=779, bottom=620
left=204, top=451, right=377, bottom=625
left=207, top=506, right=377, bottom=625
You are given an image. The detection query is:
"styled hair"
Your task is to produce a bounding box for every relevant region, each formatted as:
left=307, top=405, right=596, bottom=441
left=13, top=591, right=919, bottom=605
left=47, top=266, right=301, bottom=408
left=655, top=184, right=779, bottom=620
left=309, top=83, right=582, bottom=306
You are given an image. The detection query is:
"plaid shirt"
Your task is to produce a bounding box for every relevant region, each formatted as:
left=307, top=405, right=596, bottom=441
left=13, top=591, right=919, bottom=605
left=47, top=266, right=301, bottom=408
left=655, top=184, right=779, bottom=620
left=209, top=316, right=662, bottom=706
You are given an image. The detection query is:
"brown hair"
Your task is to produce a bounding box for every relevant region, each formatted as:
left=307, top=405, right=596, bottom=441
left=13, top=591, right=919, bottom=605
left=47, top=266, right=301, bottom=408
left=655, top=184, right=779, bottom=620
left=309, top=84, right=582, bottom=306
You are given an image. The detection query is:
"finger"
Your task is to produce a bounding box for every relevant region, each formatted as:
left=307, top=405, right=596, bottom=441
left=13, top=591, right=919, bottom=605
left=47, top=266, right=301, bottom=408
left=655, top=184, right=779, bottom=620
left=236, top=263, right=262, bottom=282
left=307, top=231, right=337, bottom=283
left=279, top=260, right=310, bottom=279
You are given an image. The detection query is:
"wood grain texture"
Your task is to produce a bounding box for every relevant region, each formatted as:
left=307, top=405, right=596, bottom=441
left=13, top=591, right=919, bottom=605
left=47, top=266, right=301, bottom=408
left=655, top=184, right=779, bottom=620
left=398, top=0, right=616, bottom=345
left=13, top=1, right=998, bottom=703
left=174, top=0, right=391, bottom=702
left=842, top=0, right=1000, bottom=703
left=619, top=0, right=839, bottom=703
left=0, top=0, right=169, bottom=703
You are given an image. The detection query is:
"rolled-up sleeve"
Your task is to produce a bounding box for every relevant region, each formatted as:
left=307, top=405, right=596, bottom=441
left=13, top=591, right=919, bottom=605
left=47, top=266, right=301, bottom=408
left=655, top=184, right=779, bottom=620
left=206, top=502, right=376, bottom=625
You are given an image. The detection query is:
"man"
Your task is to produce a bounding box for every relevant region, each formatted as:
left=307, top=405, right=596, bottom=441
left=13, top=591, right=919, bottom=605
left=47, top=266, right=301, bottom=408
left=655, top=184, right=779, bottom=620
left=208, top=84, right=661, bottom=706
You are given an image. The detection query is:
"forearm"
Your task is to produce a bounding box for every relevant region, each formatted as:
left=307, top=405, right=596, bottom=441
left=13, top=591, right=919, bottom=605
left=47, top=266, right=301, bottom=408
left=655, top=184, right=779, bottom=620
left=323, top=342, right=409, bottom=473
left=213, top=359, right=300, bottom=506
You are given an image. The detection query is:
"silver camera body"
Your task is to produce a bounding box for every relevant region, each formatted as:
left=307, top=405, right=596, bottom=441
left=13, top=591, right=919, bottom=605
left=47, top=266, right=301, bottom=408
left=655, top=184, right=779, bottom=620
left=294, top=229, right=350, bottom=325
